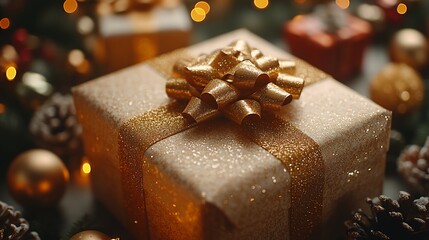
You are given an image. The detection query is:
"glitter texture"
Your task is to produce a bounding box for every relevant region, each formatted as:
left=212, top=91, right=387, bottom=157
left=72, top=29, right=391, bottom=240
left=161, top=40, right=309, bottom=125
left=243, top=115, right=323, bottom=239
left=119, top=103, right=192, bottom=239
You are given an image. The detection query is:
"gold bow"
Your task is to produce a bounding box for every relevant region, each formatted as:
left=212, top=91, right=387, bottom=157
left=166, top=40, right=305, bottom=125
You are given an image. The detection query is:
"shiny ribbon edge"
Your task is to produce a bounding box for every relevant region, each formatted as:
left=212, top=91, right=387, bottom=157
left=119, top=48, right=329, bottom=239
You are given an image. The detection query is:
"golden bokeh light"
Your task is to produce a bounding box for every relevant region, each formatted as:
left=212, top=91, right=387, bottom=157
left=254, top=0, right=269, bottom=9
left=195, top=1, right=210, bottom=14
left=2, top=45, right=18, bottom=61
left=0, top=103, right=5, bottom=114
left=397, top=3, right=407, bottom=15
left=68, top=49, right=85, bottom=67
left=68, top=49, right=92, bottom=74
left=76, top=60, right=91, bottom=74
left=293, top=14, right=304, bottom=21
left=77, top=16, right=94, bottom=35
left=6, top=66, right=16, bottom=81
left=0, top=18, right=10, bottom=29
left=191, top=7, right=206, bottom=22
left=38, top=181, right=52, bottom=193
left=64, top=0, right=78, bottom=14
left=336, top=0, right=350, bottom=9
left=82, top=162, right=91, bottom=174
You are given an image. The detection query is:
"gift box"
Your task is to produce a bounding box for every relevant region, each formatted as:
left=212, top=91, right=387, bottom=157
left=95, top=0, right=191, bottom=73
left=73, top=29, right=391, bottom=239
left=283, top=7, right=372, bottom=80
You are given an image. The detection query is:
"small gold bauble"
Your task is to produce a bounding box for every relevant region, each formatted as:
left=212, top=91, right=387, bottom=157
left=7, top=149, right=70, bottom=208
left=390, top=28, right=428, bottom=70
left=69, top=230, right=112, bottom=240
left=370, top=63, right=425, bottom=115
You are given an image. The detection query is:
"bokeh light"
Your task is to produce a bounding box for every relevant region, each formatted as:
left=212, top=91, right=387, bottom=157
left=77, top=16, right=94, bottom=35
left=76, top=60, right=91, bottom=74
left=64, top=0, right=78, bottom=14
left=2, top=45, right=18, bottom=61
left=68, top=49, right=91, bottom=74
left=195, top=1, right=210, bottom=14
left=0, top=18, right=10, bottom=29
left=191, top=7, right=206, bottom=22
left=68, top=49, right=85, bottom=67
left=82, top=162, right=91, bottom=174
left=293, top=14, right=304, bottom=21
left=0, top=103, right=5, bottom=114
left=379, top=0, right=398, bottom=8
left=357, top=4, right=384, bottom=23
left=336, top=0, right=350, bottom=9
left=22, top=72, right=53, bottom=95
left=254, top=0, right=269, bottom=9
left=112, top=0, right=129, bottom=13
left=397, top=3, right=407, bottom=15
left=6, top=66, right=16, bottom=81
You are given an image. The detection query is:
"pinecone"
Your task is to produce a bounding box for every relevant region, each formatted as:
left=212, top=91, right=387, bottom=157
left=397, top=137, right=429, bottom=195
left=344, top=191, right=429, bottom=240
left=0, top=201, right=40, bottom=240
left=29, top=93, right=82, bottom=160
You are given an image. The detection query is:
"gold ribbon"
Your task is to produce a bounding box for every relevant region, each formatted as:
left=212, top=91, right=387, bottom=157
left=119, top=42, right=329, bottom=239
left=166, top=40, right=305, bottom=125
left=119, top=103, right=192, bottom=239
left=243, top=116, right=323, bottom=239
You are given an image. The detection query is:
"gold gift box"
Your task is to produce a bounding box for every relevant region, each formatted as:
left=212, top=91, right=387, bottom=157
left=73, top=29, right=391, bottom=239
left=95, top=0, right=191, bottom=73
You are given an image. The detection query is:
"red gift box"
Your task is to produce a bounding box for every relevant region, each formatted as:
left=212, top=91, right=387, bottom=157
left=284, top=13, right=372, bottom=80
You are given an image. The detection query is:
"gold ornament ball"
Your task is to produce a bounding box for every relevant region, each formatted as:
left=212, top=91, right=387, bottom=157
left=7, top=149, right=70, bottom=208
left=390, top=28, right=428, bottom=70
left=69, top=230, right=112, bottom=240
left=370, top=63, right=425, bottom=115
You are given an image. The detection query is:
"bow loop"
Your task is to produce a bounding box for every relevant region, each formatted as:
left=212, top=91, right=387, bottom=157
left=200, top=79, right=239, bottom=109
left=275, top=74, right=304, bottom=99
left=184, top=64, right=220, bottom=89
left=251, top=83, right=293, bottom=111
left=166, top=78, right=193, bottom=101
left=182, top=97, right=219, bottom=123
left=223, top=99, right=261, bottom=125
left=228, top=40, right=252, bottom=59
left=230, top=60, right=270, bottom=90
left=209, top=50, right=241, bottom=76
left=166, top=40, right=305, bottom=124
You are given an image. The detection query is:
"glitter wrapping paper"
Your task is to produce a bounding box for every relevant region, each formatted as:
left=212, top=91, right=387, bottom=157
left=95, top=0, right=191, bottom=72
left=73, top=29, right=391, bottom=239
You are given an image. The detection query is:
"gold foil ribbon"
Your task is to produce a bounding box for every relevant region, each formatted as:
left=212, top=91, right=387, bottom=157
left=165, top=40, right=305, bottom=125
left=119, top=103, right=194, bottom=239
left=243, top=115, right=323, bottom=239
left=119, top=44, right=329, bottom=239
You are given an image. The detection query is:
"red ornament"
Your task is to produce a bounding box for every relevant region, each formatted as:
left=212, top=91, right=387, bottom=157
left=12, top=28, right=28, bottom=50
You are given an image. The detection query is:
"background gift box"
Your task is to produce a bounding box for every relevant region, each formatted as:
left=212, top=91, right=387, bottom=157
left=283, top=3, right=372, bottom=81
left=95, top=0, right=192, bottom=73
